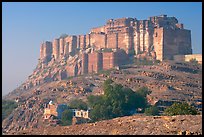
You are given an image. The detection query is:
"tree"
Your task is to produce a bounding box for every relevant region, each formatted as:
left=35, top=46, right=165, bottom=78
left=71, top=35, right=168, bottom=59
left=61, top=109, right=73, bottom=126
left=144, top=106, right=159, bottom=116
left=163, top=102, right=198, bottom=116
left=87, top=95, right=104, bottom=108
left=87, top=79, right=148, bottom=122
left=69, top=99, right=88, bottom=110
left=89, top=103, right=113, bottom=121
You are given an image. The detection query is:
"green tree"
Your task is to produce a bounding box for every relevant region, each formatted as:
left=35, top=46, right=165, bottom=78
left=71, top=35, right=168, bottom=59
left=87, top=95, right=104, bottom=108
left=69, top=99, right=88, bottom=110
left=163, top=102, right=198, bottom=116
left=88, top=79, right=148, bottom=122
left=144, top=106, right=159, bottom=116
left=89, top=103, right=113, bottom=121
left=61, top=109, right=73, bottom=126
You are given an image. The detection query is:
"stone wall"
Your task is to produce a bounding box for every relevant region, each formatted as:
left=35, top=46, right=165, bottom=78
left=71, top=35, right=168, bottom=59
left=64, top=35, right=77, bottom=55
left=102, top=52, right=116, bottom=70
left=163, top=29, right=192, bottom=60
left=52, top=39, right=60, bottom=60
left=154, top=28, right=164, bottom=61
left=90, top=33, right=106, bottom=50
left=90, top=26, right=106, bottom=34
left=40, top=41, right=53, bottom=62
left=77, top=35, right=86, bottom=50
left=86, top=34, right=91, bottom=49
left=66, top=64, right=78, bottom=77
left=174, top=54, right=202, bottom=64
left=107, top=33, right=117, bottom=49
left=81, top=53, right=88, bottom=74
left=115, top=49, right=128, bottom=65
left=88, top=52, right=103, bottom=73
left=82, top=50, right=128, bottom=74
left=59, top=38, right=64, bottom=58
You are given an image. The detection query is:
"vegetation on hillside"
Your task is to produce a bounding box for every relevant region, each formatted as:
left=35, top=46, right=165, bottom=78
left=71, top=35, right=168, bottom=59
left=2, top=100, right=18, bottom=121
left=144, top=106, right=160, bottom=116
left=61, top=109, right=73, bottom=126
left=163, top=102, right=199, bottom=116
left=87, top=79, right=149, bottom=122
left=69, top=99, right=88, bottom=110
left=189, top=58, right=199, bottom=65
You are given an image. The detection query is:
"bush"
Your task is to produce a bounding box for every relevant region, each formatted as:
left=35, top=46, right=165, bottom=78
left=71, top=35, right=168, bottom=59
left=144, top=106, right=159, bottom=116
left=189, top=58, right=198, bottom=65
left=69, top=99, right=88, bottom=110
left=61, top=109, right=73, bottom=126
left=163, top=102, right=198, bottom=116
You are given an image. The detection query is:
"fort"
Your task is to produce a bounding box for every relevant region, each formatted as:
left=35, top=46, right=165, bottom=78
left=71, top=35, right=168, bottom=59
left=40, top=14, right=192, bottom=62
left=23, top=15, right=196, bottom=88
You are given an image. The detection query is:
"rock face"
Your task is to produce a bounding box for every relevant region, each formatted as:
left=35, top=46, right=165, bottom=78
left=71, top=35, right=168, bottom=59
left=13, top=115, right=202, bottom=135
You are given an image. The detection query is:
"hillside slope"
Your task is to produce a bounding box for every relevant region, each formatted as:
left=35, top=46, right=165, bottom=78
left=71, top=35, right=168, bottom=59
left=2, top=61, right=202, bottom=135
left=13, top=115, right=202, bottom=135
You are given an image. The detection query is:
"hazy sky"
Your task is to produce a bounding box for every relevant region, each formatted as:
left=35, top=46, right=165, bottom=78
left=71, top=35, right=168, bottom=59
left=2, top=2, right=202, bottom=96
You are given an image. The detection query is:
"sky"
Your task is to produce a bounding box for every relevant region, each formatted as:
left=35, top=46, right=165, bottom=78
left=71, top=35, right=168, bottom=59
left=2, top=2, right=202, bottom=96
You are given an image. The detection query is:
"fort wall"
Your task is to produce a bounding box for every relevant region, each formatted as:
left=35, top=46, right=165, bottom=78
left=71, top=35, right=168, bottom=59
left=40, top=41, right=52, bottom=62
left=52, top=39, right=60, bottom=60
left=102, top=52, right=116, bottom=70
left=88, top=52, right=103, bottom=73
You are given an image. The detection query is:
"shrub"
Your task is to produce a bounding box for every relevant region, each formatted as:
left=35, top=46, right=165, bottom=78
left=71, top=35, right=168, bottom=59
left=163, top=102, right=198, bottom=116
left=144, top=106, right=159, bottom=116
left=189, top=58, right=198, bottom=65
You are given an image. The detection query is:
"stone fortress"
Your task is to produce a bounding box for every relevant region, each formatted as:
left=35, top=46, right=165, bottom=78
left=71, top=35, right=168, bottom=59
left=22, top=15, right=200, bottom=90
left=40, top=14, right=192, bottom=62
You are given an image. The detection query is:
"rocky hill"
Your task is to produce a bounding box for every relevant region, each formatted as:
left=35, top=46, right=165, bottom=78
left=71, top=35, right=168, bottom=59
left=2, top=60, right=202, bottom=135
left=10, top=115, right=202, bottom=135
